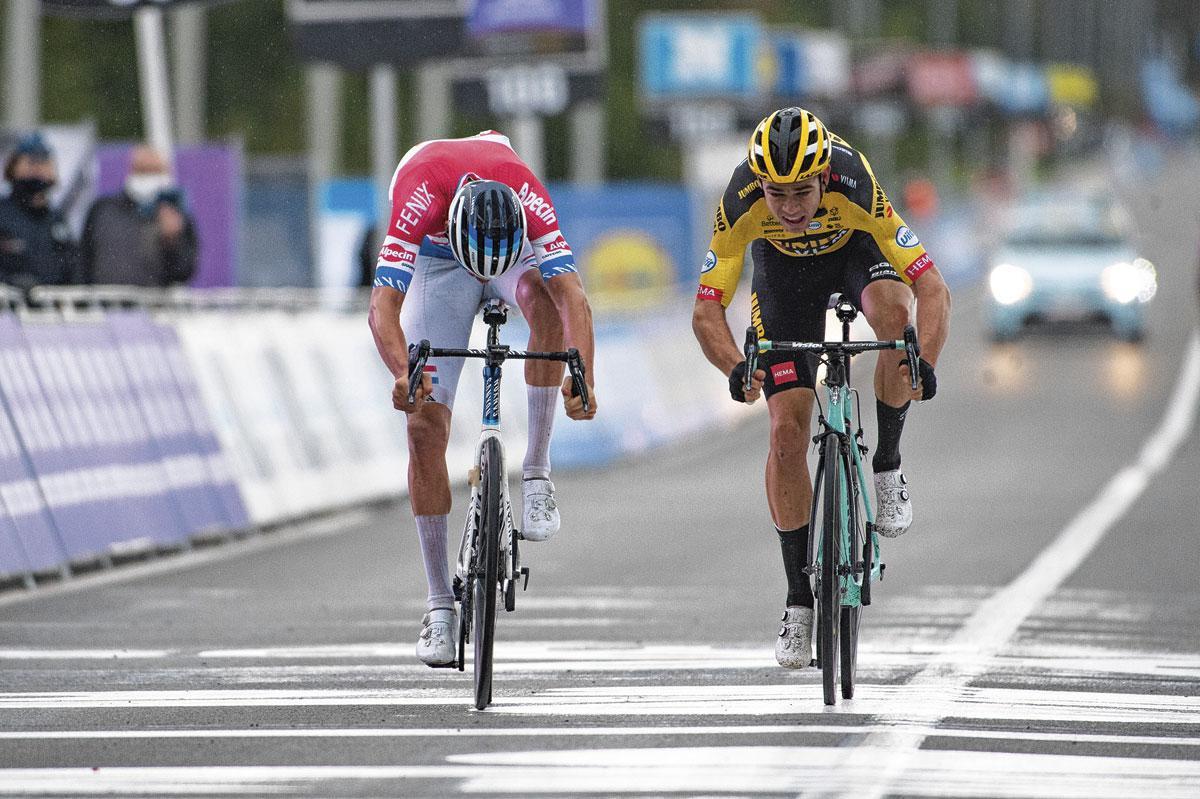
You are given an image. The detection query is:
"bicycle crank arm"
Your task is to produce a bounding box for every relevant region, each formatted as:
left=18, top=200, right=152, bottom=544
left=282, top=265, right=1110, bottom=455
left=521, top=566, right=530, bottom=590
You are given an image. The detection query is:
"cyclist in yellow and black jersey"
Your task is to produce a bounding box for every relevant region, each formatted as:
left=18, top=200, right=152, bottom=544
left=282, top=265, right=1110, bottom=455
left=692, top=107, right=952, bottom=669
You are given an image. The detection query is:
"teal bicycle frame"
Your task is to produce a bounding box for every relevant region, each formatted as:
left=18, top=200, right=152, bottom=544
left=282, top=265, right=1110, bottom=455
left=745, top=298, right=918, bottom=704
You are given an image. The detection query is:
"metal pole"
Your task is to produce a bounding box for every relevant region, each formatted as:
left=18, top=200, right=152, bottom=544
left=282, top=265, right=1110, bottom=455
left=306, top=63, right=342, bottom=287
left=569, top=100, right=604, bottom=184
left=134, top=6, right=176, bottom=158
left=4, top=0, right=41, bottom=129
left=416, top=61, right=452, bottom=141
left=369, top=64, right=398, bottom=226
left=170, top=4, right=207, bottom=145
left=508, top=115, right=545, bottom=176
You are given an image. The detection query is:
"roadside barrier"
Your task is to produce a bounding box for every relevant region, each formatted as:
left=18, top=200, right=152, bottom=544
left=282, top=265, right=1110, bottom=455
left=0, top=286, right=748, bottom=587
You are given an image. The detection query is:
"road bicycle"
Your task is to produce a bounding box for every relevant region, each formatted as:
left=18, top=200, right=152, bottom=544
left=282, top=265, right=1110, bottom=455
left=744, top=297, right=918, bottom=705
left=407, top=298, right=589, bottom=710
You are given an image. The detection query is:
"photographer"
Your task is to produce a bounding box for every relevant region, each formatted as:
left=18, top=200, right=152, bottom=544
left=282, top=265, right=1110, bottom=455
left=79, top=144, right=197, bottom=287
left=0, top=133, right=78, bottom=290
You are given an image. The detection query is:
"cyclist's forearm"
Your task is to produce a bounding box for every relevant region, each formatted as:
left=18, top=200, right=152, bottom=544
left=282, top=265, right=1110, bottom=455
left=913, top=271, right=951, bottom=366
left=368, top=286, right=409, bottom=379
left=547, top=274, right=596, bottom=384
left=692, top=299, right=741, bottom=374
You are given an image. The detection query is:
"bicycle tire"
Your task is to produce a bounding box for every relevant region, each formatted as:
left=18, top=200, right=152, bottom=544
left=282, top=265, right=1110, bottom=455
left=840, top=604, right=860, bottom=699
left=472, top=437, right=502, bottom=710
left=817, top=432, right=842, bottom=706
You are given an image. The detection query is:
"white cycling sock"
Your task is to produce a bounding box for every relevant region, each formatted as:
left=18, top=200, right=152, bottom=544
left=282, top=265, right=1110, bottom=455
left=415, top=514, right=454, bottom=611
left=523, top=384, right=558, bottom=480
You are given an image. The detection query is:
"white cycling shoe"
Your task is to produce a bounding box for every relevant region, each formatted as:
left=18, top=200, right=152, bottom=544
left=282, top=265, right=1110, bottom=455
left=776, top=606, right=813, bottom=669
left=415, top=607, right=456, bottom=667
left=521, top=478, right=560, bottom=542
left=874, top=468, right=912, bottom=538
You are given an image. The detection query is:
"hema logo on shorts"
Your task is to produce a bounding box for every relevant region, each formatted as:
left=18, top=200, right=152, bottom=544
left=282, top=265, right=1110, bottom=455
left=771, top=361, right=798, bottom=384
left=895, top=226, right=919, bottom=248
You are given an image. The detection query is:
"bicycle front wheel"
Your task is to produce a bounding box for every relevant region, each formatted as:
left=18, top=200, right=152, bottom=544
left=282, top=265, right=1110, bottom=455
left=472, top=437, right=502, bottom=710
left=817, top=433, right=843, bottom=706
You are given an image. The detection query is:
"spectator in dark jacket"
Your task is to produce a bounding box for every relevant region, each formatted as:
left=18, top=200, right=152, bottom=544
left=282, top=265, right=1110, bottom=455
left=79, top=144, right=197, bottom=287
left=0, top=133, right=78, bottom=290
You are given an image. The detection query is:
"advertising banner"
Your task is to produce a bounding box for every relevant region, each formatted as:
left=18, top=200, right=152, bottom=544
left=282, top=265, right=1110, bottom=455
left=907, top=52, right=977, bottom=107
left=548, top=182, right=693, bottom=311
left=56, top=321, right=187, bottom=548
left=639, top=15, right=762, bottom=100
left=1046, top=64, right=1098, bottom=107
left=468, top=0, right=593, bottom=37
left=156, top=320, right=251, bottom=530
left=0, top=361, right=65, bottom=574
left=108, top=310, right=230, bottom=537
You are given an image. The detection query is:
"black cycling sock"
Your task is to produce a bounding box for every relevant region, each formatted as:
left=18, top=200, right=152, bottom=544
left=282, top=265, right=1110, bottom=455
left=872, top=399, right=910, bottom=473
left=777, top=525, right=813, bottom=608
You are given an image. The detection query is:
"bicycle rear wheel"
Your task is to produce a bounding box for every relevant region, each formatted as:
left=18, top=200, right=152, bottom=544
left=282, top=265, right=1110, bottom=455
left=840, top=605, right=860, bottom=699
left=817, top=433, right=843, bottom=706
left=841, top=448, right=864, bottom=699
left=472, top=437, right=502, bottom=710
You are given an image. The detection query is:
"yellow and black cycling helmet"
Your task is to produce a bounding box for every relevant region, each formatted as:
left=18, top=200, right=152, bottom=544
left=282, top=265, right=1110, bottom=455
left=747, top=107, right=832, bottom=184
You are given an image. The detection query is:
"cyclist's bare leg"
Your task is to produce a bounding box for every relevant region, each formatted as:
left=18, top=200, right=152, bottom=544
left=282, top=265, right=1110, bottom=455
left=860, top=279, right=917, bottom=406
left=766, top=389, right=816, bottom=529
left=407, top=402, right=455, bottom=612
left=515, top=270, right=565, bottom=388
left=407, top=402, right=452, bottom=516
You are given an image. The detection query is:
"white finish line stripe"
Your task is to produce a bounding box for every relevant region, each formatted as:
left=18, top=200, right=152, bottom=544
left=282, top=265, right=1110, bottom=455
left=853, top=328, right=1200, bottom=799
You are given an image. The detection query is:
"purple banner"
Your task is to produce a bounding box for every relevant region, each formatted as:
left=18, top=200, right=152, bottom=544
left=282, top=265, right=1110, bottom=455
left=107, top=310, right=232, bottom=536
left=157, top=323, right=251, bottom=530
left=96, top=143, right=242, bottom=288
left=0, top=362, right=66, bottom=574
left=467, top=0, right=593, bottom=36
left=0, top=317, right=115, bottom=562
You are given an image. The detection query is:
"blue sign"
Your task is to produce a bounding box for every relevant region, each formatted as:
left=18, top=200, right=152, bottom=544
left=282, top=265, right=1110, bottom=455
left=640, top=15, right=762, bottom=99
left=468, top=0, right=593, bottom=37
left=772, top=33, right=807, bottom=97
left=994, top=62, right=1048, bottom=114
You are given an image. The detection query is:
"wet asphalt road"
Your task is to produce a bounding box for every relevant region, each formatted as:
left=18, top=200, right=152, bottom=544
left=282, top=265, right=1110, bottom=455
left=0, top=153, right=1198, bottom=797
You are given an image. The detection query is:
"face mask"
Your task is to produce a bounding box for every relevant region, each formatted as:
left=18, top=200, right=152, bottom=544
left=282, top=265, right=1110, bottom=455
left=10, top=177, right=53, bottom=203
left=125, top=173, right=173, bottom=205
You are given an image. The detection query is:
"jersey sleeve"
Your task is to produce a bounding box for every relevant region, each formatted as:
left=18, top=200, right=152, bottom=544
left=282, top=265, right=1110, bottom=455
left=843, top=150, right=935, bottom=286
left=698, top=165, right=758, bottom=307
left=373, top=164, right=445, bottom=292
left=509, top=168, right=578, bottom=281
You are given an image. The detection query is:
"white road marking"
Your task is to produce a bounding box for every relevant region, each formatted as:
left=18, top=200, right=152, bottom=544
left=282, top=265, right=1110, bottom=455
left=2, top=684, right=1197, bottom=728
left=0, top=749, right=1198, bottom=798
left=0, top=725, right=1196, bottom=749
left=0, top=649, right=173, bottom=660
left=852, top=328, right=1200, bottom=799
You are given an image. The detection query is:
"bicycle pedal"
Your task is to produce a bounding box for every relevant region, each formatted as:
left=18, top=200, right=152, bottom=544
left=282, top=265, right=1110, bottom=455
left=520, top=566, right=530, bottom=590
left=426, top=660, right=459, bottom=669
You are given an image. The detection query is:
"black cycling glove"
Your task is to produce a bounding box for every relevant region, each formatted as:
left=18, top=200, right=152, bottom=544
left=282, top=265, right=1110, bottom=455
left=900, top=356, right=937, bottom=400
left=728, top=361, right=750, bottom=403
left=916, top=357, right=937, bottom=400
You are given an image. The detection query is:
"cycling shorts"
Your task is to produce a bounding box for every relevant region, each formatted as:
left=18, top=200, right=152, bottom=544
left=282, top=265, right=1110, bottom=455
left=751, top=231, right=904, bottom=398
left=401, top=246, right=536, bottom=410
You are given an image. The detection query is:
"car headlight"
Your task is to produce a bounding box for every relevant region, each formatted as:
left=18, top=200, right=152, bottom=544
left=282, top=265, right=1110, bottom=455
left=989, top=263, right=1033, bottom=305
left=1101, top=259, right=1157, bottom=304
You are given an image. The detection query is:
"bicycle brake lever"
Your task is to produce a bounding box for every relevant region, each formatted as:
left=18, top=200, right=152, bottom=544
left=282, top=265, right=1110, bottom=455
left=567, top=348, right=590, bottom=413
left=902, top=326, right=920, bottom=392
left=743, top=326, right=759, bottom=394
left=407, top=340, right=431, bottom=405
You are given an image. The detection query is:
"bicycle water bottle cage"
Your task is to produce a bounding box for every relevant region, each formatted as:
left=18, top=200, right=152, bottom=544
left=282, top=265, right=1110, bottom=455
left=483, top=299, right=508, bottom=327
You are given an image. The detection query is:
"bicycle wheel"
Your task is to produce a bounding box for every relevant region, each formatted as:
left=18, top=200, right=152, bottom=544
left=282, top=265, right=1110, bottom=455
left=817, top=433, right=842, bottom=706
left=840, top=605, right=860, bottom=699
left=472, top=437, right=502, bottom=710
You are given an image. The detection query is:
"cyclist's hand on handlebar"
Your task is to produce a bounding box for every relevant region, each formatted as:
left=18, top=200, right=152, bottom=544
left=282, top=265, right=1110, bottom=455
left=898, top=357, right=937, bottom=402
left=561, top=375, right=597, bottom=421
left=393, top=372, right=433, bottom=413
left=728, top=360, right=766, bottom=404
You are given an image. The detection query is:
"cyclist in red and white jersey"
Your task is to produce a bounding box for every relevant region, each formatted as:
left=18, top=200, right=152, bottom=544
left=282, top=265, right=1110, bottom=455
left=368, top=130, right=597, bottom=667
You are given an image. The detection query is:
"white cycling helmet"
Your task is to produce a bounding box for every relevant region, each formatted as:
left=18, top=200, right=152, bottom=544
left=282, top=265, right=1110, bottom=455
left=446, top=178, right=527, bottom=280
